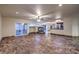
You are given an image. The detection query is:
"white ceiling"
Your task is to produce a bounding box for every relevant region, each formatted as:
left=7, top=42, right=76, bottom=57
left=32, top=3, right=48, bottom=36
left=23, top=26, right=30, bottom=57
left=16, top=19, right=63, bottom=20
left=0, top=4, right=79, bottom=21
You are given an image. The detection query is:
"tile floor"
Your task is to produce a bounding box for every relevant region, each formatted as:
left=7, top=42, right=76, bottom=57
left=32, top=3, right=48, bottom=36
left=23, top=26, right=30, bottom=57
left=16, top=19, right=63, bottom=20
left=0, top=33, right=79, bottom=54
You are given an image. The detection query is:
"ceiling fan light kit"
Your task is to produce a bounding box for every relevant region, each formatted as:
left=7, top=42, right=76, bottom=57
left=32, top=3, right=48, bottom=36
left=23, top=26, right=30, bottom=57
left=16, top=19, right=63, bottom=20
left=16, top=11, right=19, bottom=14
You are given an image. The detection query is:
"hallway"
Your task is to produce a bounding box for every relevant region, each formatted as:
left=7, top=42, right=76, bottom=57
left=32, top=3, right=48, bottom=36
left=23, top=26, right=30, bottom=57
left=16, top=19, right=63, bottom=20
left=0, top=33, right=79, bottom=54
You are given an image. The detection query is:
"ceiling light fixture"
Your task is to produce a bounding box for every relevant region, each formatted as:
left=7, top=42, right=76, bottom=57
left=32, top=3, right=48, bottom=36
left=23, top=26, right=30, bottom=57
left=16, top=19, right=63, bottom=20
left=16, top=12, right=19, bottom=14
left=36, top=9, right=41, bottom=16
left=58, top=4, right=63, bottom=7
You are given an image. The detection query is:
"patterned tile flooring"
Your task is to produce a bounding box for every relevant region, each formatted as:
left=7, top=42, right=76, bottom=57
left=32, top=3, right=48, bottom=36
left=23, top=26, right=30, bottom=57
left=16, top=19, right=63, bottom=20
left=0, top=33, right=79, bottom=54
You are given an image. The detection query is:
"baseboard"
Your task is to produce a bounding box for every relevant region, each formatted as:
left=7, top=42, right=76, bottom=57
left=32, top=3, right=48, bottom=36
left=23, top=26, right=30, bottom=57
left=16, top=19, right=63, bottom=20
left=2, top=33, right=79, bottom=39
left=50, top=33, right=79, bottom=38
left=29, top=32, right=45, bottom=34
left=72, top=36, right=79, bottom=38
left=50, top=33, right=73, bottom=37
left=2, top=36, right=15, bottom=39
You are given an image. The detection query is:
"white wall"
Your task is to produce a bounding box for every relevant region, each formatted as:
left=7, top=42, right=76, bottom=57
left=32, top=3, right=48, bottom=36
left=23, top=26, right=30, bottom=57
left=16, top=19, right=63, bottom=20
left=2, top=15, right=79, bottom=37
left=78, top=20, right=79, bottom=36
left=0, top=14, right=2, bottom=40
left=2, top=17, right=29, bottom=37
left=72, top=15, right=79, bottom=36
left=49, top=15, right=79, bottom=37
left=49, top=17, right=72, bottom=36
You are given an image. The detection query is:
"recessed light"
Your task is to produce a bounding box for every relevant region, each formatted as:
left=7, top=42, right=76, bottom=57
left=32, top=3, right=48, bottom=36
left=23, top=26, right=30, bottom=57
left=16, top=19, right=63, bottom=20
left=16, top=12, right=19, bottom=14
left=58, top=4, right=63, bottom=7
left=36, top=9, right=41, bottom=16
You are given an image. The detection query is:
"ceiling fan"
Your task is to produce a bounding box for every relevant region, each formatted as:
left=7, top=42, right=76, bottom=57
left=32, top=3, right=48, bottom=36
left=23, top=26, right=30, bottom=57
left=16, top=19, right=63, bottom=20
left=28, top=12, right=55, bottom=23
left=28, top=4, right=63, bottom=23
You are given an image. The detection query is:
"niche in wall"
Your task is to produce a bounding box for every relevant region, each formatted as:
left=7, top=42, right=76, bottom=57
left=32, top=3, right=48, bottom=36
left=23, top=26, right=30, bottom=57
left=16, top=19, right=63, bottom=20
left=50, top=22, right=64, bottom=30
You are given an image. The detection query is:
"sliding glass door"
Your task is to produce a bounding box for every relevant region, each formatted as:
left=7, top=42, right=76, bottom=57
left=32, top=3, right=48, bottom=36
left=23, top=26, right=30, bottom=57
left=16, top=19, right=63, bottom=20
left=16, top=23, right=27, bottom=36
left=16, top=23, right=22, bottom=36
